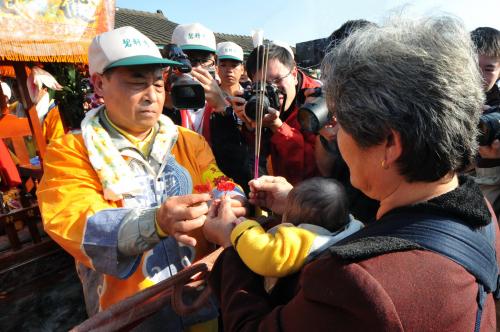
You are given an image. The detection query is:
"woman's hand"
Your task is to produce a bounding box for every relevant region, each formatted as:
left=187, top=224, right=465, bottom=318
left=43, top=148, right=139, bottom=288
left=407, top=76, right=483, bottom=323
left=248, top=176, right=293, bottom=215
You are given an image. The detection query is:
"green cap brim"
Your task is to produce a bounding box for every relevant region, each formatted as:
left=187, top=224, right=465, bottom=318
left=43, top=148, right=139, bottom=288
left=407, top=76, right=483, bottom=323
left=218, top=55, right=243, bottom=62
left=180, top=44, right=216, bottom=53
left=104, top=55, right=182, bottom=71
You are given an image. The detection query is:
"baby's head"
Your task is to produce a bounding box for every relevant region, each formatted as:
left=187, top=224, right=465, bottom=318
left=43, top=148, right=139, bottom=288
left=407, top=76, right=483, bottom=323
left=283, top=177, right=349, bottom=232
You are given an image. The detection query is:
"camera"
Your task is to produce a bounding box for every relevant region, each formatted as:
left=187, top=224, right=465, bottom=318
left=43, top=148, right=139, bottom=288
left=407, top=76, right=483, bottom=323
left=242, top=82, right=281, bottom=120
left=298, top=87, right=329, bottom=133
left=162, top=44, right=205, bottom=109
left=478, top=105, right=500, bottom=146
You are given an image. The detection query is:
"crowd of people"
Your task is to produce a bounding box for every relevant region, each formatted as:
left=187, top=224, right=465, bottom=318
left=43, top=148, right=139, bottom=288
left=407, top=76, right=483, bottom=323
left=2, top=12, right=500, bottom=332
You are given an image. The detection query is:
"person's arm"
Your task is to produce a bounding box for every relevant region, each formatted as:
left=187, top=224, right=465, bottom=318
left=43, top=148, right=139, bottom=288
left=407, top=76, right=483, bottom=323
left=231, top=220, right=317, bottom=277
left=37, top=134, right=148, bottom=278
left=37, top=134, right=210, bottom=278
left=191, top=67, right=227, bottom=113
left=267, top=109, right=318, bottom=184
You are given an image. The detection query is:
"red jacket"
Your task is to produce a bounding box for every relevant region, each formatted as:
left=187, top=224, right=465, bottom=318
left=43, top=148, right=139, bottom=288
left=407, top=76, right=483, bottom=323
left=209, top=176, right=499, bottom=331
left=269, top=71, right=321, bottom=185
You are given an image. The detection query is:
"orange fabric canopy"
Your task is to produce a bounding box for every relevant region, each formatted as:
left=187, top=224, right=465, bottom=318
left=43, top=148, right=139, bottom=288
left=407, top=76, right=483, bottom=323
left=0, top=1, right=115, bottom=63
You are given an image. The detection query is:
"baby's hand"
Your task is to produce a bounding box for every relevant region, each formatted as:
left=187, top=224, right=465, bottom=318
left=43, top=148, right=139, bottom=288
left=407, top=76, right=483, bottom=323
left=203, top=197, right=237, bottom=247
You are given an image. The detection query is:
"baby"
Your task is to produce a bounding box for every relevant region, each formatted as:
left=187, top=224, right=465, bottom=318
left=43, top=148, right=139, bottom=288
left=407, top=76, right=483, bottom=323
left=211, top=177, right=364, bottom=278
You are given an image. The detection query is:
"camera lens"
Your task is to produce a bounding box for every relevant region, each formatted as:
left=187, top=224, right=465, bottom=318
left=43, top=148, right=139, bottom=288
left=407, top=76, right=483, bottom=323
left=298, top=96, right=328, bottom=133
left=244, top=94, right=270, bottom=120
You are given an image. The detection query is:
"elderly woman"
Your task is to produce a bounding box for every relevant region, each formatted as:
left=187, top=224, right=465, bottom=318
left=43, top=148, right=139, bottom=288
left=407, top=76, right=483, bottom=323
left=203, top=17, right=500, bottom=331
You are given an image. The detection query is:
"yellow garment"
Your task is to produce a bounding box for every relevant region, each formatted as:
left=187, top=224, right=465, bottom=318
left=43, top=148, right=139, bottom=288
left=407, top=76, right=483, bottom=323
left=104, top=110, right=156, bottom=156
left=42, top=106, right=65, bottom=142
left=231, top=220, right=317, bottom=278
left=37, top=126, right=222, bottom=310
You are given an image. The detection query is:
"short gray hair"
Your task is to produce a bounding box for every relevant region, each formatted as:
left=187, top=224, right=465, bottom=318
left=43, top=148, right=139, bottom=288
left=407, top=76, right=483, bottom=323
left=322, top=17, right=485, bottom=182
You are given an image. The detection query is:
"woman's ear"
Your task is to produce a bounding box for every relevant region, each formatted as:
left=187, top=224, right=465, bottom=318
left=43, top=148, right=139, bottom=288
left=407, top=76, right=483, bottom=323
left=385, top=129, right=403, bottom=166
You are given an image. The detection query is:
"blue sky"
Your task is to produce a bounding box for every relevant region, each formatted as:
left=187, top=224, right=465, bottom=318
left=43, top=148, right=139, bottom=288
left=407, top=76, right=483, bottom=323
left=116, top=0, right=500, bottom=46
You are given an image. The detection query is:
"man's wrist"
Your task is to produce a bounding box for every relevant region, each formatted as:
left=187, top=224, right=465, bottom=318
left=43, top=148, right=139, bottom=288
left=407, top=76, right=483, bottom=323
left=155, top=208, right=168, bottom=238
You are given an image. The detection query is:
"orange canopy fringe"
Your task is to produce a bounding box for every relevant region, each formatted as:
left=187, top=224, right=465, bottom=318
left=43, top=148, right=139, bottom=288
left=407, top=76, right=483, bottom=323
left=0, top=40, right=89, bottom=63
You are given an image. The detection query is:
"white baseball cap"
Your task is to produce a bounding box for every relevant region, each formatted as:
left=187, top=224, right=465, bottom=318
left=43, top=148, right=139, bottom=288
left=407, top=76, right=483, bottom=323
left=216, top=42, right=244, bottom=62
left=88, top=26, right=180, bottom=75
left=172, top=23, right=216, bottom=53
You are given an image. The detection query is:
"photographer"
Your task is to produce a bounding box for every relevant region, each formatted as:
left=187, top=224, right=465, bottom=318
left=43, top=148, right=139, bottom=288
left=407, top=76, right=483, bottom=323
left=471, top=27, right=500, bottom=215
left=163, top=24, right=253, bottom=193
left=242, top=43, right=322, bottom=185
left=163, top=23, right=227, bottom=144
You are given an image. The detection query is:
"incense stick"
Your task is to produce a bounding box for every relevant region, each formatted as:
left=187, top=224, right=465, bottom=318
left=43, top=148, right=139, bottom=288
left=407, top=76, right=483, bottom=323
left=254, top=44, right=269, bottom=179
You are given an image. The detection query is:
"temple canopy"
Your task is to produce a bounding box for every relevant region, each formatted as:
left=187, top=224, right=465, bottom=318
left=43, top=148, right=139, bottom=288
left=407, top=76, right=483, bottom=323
left=0, top=0, right=115, bottom=63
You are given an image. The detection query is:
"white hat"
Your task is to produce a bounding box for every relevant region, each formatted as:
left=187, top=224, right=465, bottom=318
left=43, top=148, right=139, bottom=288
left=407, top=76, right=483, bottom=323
left=216, top=42, right=244, bottom=62
left=0, top=82, right=11, bottom=100
left=88, top=26, right=180, bottom=75
left=172, top=23, right=216, bottom=53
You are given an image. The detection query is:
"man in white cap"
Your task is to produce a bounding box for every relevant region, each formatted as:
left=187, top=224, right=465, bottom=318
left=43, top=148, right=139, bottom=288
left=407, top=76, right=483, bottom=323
left=216, top=41, right=245, bottom=97
left=37, top=26, right=245, bottom=331
left=167, top=23, right=227, bottom=144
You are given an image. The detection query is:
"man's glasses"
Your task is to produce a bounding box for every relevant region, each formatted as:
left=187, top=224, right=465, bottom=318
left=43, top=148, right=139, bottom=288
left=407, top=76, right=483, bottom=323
left=266, top=69, right=292, bottom=85
left=189, top=58, right=216, bottom=69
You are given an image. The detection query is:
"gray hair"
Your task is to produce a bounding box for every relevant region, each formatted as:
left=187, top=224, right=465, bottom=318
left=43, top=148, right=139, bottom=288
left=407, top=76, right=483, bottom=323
left=321, top=16, right=485, bottom=182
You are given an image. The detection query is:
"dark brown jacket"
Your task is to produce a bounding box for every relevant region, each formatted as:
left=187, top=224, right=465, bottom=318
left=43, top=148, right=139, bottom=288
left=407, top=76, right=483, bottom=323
left=209, top=176, right=499, bottom=331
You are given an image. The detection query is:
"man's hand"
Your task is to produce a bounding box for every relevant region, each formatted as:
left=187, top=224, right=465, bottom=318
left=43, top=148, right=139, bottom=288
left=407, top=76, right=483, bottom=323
left=156, top=193, right=211, bottom=247
left=262, top=107, right=283, bottom=132
left=479, top=139, right=500, bottom=159
left=229, top=95, right=253, bottom=129
left=248, top=176, right=293, bottom=215
left=191, top=67, right=227, bottom=112
left=203, top=198, right=238, bottom=248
